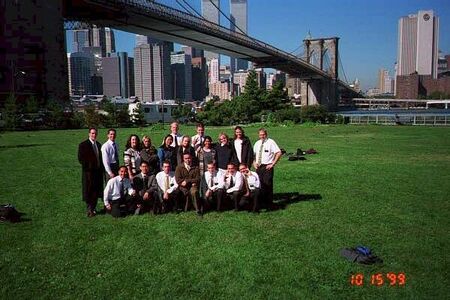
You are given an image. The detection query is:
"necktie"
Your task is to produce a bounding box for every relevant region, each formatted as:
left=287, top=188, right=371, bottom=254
left=229, top=175, right=234, bottom=188
left=257, top=140, right=265, bottom=165
left=143, top=175, right=147, bottom=189
left=244, top=177, right=250, bottom=193
left=210, top=173, right=214, bottom=188
left=120, top=180, right=125, bottom=198
left=92, top=142, right=99, bottom=167
left=113, top=142, right=118, bottom=163
left=174, top=134, right=178, bottom=147
left=165, top=175, right=170, bottom=191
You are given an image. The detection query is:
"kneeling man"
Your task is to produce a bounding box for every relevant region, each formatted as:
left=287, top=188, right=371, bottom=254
left=203, top=162, right=225, bottom=211
left=239, top=163, right=261, bottom=213
left=175, top=153, right=202, bottom=215
left=223, top=163, right=244, bottom=211
left=156, top=160, right=181, bottom=213
left=103, top=166, right=136, bottom=217
left=133, top=161, right=158, bottom=214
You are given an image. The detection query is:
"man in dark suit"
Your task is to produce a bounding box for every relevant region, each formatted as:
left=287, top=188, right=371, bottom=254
left=133, top=161, right=158, bottom=214
left=78, top=127, right=104, bottom=217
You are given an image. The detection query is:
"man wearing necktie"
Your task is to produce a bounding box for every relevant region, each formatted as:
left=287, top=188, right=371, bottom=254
left=104, top=166, right=136, bottom=218
left=224, top=163, right=244, bottom=211
left=156, top=161, right=181, bottom=213
left=133, top=161, right=158, bottom=214
left=239, top=163, right=261, bottom=213
left=101, top=128, right=120, bottom=182
left=253, top=128, right=281, bottom=210
left=78, top=128, right=104, bottom=217
left=191, top=122, right=205, bottom=151
left=170, top=122, right=183, bottom=148
left=175, top=153, right=202, bottom=216
left=203, top=162, right=225, bottom=211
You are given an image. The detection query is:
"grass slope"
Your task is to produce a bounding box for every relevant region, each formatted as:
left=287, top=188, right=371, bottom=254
left=1, top=125, right=449, bottom=299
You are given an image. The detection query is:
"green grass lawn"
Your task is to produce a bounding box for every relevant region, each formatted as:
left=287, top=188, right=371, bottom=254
left=1, top=124, right=449, bottom=299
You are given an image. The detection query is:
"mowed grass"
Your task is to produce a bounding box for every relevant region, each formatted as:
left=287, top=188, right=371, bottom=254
left=1, top=124, right=449, bottom=299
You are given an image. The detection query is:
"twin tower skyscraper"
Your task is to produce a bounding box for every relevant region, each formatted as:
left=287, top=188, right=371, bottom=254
left=203, top=0, right=249, bottom=72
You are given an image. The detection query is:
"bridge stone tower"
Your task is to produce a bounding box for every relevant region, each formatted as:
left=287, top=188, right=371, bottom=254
left=300, top=37, right=339, bottom=109
left=0, top=0, right=69, bottom=103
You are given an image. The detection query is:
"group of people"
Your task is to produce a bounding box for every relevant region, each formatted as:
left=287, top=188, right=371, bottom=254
left=78, top=122, right=281, bottom=218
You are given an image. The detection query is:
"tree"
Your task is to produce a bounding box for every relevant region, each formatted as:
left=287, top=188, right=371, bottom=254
left=116, top=105, right=132, bottom=127
left=237, top=70, right=266, bottom=123
left=24, top=95, right=39, bottom=113
left=262, top=80, right=290, bottom=112
left=172, top=100, right=194, bottom=122
left=84, top=104, right=102, bottom=128
left=45, top=99, right=66, bottom=128
left=3, top=94, right=19, bottom=130
left=131, top=102, right=146, bottom=127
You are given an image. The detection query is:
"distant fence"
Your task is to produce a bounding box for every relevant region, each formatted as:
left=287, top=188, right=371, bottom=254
left=338, top=113, right=450, bottom=126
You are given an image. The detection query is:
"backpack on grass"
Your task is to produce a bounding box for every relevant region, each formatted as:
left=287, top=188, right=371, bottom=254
left=0, top=204, right=22, bottom=223
left=340, top=246, right=383, bottom=265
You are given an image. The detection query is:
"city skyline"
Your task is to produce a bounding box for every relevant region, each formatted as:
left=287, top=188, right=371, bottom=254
left=65, top=0, right=450, bottom=91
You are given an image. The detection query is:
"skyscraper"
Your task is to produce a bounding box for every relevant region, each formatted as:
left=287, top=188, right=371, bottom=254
left=102, top=52, right=134, bottom=98
left=171, top=51, right=193, bottom=102
left=191, top=56, right=208, bottom=101
left=230, top=0, right=248, bottom=72
left=378, top=69, right=393, bottom=94
left=68, top=52, right=95, bottom=96
left=396, top=10, right=439, bottom=79
left=72, top=30, right=90, bottom=53
left=105, top=27, right=116, bottom=55
left=209, top=58, right=220, bottom=84
left=201, top=0, right=220, bottom=62
left=73, top=26, right=116, bottom=57
left=134, top=35, right=173, bottom=102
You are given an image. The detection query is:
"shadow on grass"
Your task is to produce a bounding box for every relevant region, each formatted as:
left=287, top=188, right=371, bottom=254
left=0, top=143, right=52, bottom=150
left=270, top=192, right=322, bottom=211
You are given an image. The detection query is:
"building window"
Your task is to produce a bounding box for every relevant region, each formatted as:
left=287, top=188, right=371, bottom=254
left=144, top=107, right=150, bottom=113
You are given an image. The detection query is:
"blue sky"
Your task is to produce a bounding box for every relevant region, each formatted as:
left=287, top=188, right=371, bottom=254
left=66, top=0, right=450, bottom=90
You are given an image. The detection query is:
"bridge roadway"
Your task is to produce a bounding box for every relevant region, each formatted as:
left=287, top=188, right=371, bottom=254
left=63, top=0, right=360, bottom=97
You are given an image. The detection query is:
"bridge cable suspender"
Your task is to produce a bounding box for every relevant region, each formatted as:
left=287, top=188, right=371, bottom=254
left=337, top=52, right=349, bottom=84
left=174, top=0, right=196, bottom=16
left=207, top=0, right=247, bottom=36
left=179, top=0, right=206, bottom=20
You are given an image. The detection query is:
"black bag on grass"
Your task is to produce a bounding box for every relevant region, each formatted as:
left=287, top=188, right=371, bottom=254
left=0, top=204, right=22, bottom=223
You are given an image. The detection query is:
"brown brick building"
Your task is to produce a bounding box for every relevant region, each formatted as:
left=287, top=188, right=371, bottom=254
left=396, top=74, right=450, bottom=99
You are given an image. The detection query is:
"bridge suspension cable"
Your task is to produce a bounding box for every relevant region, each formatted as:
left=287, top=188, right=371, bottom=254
left=338, top=52, right=349, bottom=84
left=174, top=0, right=196, bottom=16
left=208, top=0, right=246, bottom=36
left=179, top=0, right=204, bottom=19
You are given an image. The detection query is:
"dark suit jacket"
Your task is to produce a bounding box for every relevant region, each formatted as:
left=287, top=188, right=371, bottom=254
left=176, top=146, right=197, bottom=166
left=175, top=165, right=200, bottom=188
left=133, top=173, right=157, bottom=197
left=78, top=139, right=104, bottom=202
left=231, top=137, right=254, bottom=167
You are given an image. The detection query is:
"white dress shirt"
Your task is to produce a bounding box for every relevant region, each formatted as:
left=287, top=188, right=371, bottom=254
left=103, top=176, right=135, bottom=205
left=170, top=133, right=183, bottom=148
left=253, top=138, right=281, bottom=165
left=203, top=169, right=225, bottom=191
left=245, top=171, right=261, bottom=191
left=234, top=139, right=243, bottom=163
left=224, top=171, right=243, bottom=193
left=191, top=134, right=205, bottom=148
left=101, top=139, right=119, bottom=174
left=156, top=171, right=178, bottom=193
